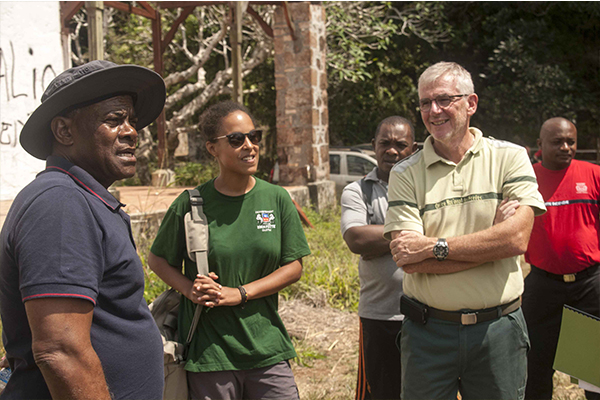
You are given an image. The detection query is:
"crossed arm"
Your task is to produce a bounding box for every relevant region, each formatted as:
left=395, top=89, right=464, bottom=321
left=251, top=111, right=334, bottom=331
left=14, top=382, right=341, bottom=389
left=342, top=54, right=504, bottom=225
left=390, top=199, right=533, bottom=274
left=343, top=224, right=390, bottom=260
left=148, top=252, right=302, bottom=308
left=341, top=183, right=390, bottom=260
left=24, top=298, right=111, bottom=400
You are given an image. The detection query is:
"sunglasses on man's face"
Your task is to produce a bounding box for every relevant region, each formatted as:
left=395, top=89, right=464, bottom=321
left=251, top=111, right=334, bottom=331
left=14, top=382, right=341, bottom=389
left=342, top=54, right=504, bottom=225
left=211, top=130, right=263, bottom=148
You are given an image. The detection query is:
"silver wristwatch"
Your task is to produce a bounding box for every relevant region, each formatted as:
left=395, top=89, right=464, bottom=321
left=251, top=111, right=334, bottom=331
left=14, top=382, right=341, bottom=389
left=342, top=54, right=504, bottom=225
left=433, top=238, right=449, bottom=261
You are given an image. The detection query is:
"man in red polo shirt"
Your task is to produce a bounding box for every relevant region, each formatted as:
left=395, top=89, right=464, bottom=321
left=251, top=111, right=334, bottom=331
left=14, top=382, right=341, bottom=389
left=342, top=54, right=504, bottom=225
left=523, top=117, right=600, bottom=400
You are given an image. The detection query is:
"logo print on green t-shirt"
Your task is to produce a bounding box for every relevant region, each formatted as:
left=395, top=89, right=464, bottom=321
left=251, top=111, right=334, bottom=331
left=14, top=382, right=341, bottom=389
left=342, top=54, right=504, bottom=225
left=256, top=211, right=276, bottom=232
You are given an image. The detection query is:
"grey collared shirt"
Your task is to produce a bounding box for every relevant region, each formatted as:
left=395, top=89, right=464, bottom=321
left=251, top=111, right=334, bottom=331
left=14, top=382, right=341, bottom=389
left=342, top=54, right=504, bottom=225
left=340, top=168, right=404, bottom=320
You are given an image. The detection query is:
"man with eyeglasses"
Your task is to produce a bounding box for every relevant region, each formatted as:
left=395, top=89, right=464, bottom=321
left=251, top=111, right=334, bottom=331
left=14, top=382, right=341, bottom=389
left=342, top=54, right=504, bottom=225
left=523, top=117, right=600, bottom=400
left=383, top=61, right=546, bottom=399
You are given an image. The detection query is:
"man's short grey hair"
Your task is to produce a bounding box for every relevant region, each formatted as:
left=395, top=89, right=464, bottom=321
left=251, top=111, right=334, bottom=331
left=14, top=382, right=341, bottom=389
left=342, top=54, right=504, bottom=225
left=418, top=62, right=475, bottom=94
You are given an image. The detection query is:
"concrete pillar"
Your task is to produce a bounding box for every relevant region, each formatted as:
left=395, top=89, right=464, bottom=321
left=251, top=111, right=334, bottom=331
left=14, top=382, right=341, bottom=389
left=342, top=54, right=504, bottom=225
left=273, top=2, right=335, bottom=211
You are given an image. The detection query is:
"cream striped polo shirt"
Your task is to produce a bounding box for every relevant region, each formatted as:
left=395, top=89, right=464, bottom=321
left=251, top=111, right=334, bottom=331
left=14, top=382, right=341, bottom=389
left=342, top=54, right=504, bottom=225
left=384, top=128, right=546, bottom=311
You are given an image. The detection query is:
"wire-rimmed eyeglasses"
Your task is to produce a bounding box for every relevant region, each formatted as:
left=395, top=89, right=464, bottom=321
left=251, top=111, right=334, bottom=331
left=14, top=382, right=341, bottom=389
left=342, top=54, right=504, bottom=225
left=419, top=94, right=469, bottom=112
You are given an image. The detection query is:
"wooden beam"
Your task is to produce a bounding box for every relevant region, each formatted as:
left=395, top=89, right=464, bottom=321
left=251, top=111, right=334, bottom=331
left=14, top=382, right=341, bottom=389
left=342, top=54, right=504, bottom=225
left=60, top=1, right=84, bottom=35
left=85, top=1, right=105, bottom=60
left=157, top=1, right=284, bottom=7
left=136, top=1, right=156, bottom=15
left=156, top=1, right=226, bottom=9
left=231, top=1, right=244, bottom=104
left=104, top=1, right=155, bottom=19
left=161, top=6, right=195, bottom=52
left=155, top=1, right=279, bottom=42
left=151, top=8, right=167, bottom=168
left=247, top=5, right=273, bottom=38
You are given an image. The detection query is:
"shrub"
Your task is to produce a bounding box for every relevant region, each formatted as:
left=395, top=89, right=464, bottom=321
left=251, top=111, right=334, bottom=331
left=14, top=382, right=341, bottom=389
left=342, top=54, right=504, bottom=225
left=281, top=206, right=360, bottom=312
left=174, top=162, right=219, bottom=187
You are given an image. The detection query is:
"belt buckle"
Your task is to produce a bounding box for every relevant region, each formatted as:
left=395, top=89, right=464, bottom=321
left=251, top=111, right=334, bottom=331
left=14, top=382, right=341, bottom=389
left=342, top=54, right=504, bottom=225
left=563, top=274, right=576, bottom=283
left=461, top=313, right=477, bottom=325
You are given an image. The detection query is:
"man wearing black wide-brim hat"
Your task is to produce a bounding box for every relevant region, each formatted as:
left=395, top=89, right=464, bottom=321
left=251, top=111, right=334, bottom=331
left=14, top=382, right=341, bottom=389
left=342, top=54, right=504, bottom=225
left=0, top=60, right=166, bottom=400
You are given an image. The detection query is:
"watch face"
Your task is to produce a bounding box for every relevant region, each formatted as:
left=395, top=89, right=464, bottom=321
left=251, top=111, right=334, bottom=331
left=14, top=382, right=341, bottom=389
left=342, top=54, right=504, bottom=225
left=434, top=240, right=449, bottom=260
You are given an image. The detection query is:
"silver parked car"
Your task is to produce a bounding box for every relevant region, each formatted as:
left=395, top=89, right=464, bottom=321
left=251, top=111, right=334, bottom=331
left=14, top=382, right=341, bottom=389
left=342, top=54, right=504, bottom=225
left=328, top=147, right=377, bottom=193
left=270, top=146, right=377, bottom=194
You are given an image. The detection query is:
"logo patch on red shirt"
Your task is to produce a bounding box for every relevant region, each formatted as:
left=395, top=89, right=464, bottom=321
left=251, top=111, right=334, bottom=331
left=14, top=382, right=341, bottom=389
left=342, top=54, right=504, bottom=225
left=576, top=182, right=588, bottom=194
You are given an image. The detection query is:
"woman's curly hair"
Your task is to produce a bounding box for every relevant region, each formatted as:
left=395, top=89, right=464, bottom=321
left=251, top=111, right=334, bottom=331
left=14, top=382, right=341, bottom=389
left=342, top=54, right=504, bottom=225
left=198, top=101, right=258, bottom=141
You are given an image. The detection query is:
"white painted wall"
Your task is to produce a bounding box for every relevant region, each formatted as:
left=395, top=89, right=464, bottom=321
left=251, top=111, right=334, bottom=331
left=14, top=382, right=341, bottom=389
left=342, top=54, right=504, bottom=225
left=0, top=2, right=66, bottom=201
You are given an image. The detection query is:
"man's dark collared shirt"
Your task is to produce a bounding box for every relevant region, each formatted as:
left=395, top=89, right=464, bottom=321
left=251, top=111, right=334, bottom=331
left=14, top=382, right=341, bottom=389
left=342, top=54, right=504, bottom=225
left=0, top=156, right=163, bottom=399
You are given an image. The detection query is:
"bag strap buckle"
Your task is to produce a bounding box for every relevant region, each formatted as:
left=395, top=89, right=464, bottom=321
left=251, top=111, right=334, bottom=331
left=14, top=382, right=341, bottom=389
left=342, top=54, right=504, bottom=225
left=190, top=197, right=203, bottom=207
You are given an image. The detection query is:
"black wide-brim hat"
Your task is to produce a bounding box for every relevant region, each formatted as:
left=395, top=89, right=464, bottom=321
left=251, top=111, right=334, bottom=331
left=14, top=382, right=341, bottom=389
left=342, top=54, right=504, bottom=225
left=20, top=60, right=166, bottom=160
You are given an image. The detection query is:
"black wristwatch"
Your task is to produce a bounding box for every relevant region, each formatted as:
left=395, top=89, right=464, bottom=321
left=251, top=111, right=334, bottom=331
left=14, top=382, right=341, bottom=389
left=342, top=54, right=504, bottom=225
left=433, top=238, right=449, bottom=261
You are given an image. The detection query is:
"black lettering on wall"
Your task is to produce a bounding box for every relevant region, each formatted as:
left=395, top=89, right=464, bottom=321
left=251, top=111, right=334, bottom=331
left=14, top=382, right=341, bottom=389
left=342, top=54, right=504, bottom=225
left=0, top=41, right=56, bottom=103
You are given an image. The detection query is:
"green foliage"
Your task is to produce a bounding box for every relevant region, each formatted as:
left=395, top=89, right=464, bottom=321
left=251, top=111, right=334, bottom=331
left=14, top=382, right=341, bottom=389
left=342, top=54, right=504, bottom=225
left=106, top=13, right=153, bottom=67
left=326, top=2, right=449, bottom=144
left=174, top=162, right=220, bottom=187
left=144, top=269, right=169, bottom=305
left=245, top=58, right=278, bottom=178
left=72, top=2, right=600, bottom=160
left=325, top=2, right=399, bottom=84
left=437, top=2, right=600, bottom=148
left=281, top=206, right=360, bottom=312
left=478, top=35, right=577, bottom=141
left=291, top=337, right=326, bottom=368
left=114, top=173, right=144, bottom=187
left=326, top=2, right=600, bottom=150
left=327, top=42, right=424, bottom=144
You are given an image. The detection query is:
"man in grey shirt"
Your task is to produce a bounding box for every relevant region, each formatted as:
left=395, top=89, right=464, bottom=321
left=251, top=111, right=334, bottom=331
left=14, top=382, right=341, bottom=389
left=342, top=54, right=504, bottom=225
left=341, top=116, right=417, bottom=400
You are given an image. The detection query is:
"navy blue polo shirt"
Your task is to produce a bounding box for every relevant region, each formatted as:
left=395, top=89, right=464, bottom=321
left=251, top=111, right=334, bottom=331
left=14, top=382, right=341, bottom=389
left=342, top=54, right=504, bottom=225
left=0, top=156, right=163, bottom=399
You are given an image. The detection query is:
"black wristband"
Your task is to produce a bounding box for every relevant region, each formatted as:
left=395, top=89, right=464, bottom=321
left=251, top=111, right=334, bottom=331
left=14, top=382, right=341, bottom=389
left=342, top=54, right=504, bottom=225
left=238, top=286, right=247, bottom=309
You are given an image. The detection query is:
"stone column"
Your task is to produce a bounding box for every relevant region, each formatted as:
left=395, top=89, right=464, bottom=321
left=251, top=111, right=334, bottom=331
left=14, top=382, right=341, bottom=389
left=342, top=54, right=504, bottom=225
left=273, top=2, right=335, bottom=211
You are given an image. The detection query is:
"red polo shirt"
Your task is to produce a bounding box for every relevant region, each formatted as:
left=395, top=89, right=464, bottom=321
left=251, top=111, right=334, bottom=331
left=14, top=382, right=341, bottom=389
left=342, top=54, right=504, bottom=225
left=525, top=159, right=600, bottom=274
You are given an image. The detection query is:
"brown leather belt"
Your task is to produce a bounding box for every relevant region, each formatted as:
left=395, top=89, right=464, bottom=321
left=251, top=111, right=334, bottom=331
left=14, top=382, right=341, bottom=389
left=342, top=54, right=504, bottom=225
left=401, top=295, right=521, bottom=326
left=427, top=298, right=521, bottom=325
left=530, top=264, right=599, bottom=283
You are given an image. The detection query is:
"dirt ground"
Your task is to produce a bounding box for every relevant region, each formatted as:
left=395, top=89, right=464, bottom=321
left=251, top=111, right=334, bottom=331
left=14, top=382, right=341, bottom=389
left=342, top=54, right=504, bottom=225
left=280, top=298, right=587, bottom=400
left=280, top=299, right=358, bottom=400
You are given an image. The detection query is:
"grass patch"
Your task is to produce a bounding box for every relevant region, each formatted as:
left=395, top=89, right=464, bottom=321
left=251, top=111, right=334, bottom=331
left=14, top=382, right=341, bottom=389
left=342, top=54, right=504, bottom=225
left=281, top=206, right=360, bottom=312
left=291, top=337, right=326, bottom=368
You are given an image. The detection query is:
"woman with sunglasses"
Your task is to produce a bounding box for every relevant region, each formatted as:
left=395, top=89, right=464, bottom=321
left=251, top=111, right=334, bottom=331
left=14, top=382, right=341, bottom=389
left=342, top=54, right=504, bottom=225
left=148, top=101, right=311, bottom=400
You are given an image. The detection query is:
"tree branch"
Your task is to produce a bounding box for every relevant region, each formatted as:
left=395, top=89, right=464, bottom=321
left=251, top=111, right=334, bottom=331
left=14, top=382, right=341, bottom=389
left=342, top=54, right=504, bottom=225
left=163, top=17, right=228, bottom=88
left=166, top=36, right=270, bottom=136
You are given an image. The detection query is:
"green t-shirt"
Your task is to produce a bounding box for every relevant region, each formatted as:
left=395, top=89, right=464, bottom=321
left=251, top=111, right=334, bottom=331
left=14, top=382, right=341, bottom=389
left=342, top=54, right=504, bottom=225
left=150, top=178, right=311, bottom=372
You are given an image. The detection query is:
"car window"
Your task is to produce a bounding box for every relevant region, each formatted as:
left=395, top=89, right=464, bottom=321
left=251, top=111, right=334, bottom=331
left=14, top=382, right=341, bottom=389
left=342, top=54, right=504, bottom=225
left=330, top=154, right=341, bottom=175
left=347, top=155, right=375, bottom=176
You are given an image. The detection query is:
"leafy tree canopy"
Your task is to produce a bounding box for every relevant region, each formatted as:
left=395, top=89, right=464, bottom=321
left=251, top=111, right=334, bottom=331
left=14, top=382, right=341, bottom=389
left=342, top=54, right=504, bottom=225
left=327, top=2, right=600, bottom=151
left=69, top=1, right=599, bottom=178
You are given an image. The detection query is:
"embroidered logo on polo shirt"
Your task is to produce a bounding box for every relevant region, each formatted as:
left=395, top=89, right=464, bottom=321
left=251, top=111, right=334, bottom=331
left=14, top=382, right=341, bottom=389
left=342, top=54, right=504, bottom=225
left=576, top=182, right=588, bottom=194
left=255, top=210, right=276, bottom=232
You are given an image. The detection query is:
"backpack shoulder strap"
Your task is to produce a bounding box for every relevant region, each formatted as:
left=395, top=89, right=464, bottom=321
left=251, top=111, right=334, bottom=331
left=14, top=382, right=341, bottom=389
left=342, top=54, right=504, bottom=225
left=187, top=188, right=203, bottom=222
left=359, top=178, right=374, bottom=225
left=185, top=187, right=208, bottom=276
left=184, top=188, right=207, bottom=348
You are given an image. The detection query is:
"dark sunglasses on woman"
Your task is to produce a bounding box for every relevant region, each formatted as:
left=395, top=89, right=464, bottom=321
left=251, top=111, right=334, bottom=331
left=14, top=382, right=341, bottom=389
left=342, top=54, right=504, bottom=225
left=211, top=130, right=263, bottom=148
